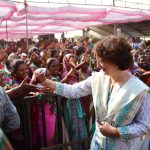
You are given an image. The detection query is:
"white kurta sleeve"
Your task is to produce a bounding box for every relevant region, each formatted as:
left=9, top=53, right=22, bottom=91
left=118, top=91, right=150, bottom=140
left=55, top=76, right=92, bottom=99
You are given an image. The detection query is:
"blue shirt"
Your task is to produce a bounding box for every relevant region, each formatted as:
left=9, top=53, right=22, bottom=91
left=0, top=87, right=20, bottom=132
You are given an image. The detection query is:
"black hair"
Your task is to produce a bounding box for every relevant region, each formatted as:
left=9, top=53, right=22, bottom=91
left=11, top=59, right=24, bottom=75
left=28, top=47, right=40, bottom=56
left=76, top=46, right=85, bottom=57
left=47, top=58, right=59, bottom=68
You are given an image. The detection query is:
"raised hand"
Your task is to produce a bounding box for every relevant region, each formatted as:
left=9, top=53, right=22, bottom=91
left=30, top=53, right=36, bottom=62
left=81, top=53, right=90, bottom=63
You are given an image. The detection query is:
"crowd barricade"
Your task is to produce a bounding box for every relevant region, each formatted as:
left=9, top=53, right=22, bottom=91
left=19, top=92, right=92, bottom=150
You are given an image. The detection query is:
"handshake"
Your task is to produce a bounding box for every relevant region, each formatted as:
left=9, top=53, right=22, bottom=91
left=18, top=73, right=46, bottom=95
left=30, top=70, right=47, bottom=85
left=7, top=70, right=49, bottom=99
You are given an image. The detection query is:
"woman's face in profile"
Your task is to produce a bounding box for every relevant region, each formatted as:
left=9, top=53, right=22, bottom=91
left=96, top=56, right=118, bottom=75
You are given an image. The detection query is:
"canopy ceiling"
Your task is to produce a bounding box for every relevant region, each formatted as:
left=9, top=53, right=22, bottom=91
left=89, top=20, right=150, bottom=37
left=1, top=0, right=150, bottom=39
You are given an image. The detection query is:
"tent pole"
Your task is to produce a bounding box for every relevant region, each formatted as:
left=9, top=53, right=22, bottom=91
left=83, top=29, right=85, bottom=37
left=25, top=0, right=29, bottom=49
left=6, top=20, right=8, bottom=42
left=113, top=0, right=115, bottom=7
left=114, top=24, right=117, bottom=35
left=113, top=0, right=117, bottom=35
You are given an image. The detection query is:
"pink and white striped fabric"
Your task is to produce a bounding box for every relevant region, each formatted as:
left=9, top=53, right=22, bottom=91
left=0, top=0, right=150, bottom=39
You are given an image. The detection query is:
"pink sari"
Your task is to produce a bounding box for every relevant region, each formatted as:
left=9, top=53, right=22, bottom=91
left=38, top=103, right=56, bottom=146
left=36, top=68, right=57, bottom=146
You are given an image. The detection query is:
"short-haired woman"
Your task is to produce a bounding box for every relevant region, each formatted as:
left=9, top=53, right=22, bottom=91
left=33, top=36, right=150, bottom=150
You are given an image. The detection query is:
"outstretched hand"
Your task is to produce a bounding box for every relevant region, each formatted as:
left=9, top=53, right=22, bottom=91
left=31, top=71, right=46, bottom=84
left=19, top=76, right=40, bottom=93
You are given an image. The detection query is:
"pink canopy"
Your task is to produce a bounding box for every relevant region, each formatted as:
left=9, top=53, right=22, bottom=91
left=1, top=0, right=150, bottom=39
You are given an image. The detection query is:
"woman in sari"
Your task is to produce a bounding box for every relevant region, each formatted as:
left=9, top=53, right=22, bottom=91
left=47, top=58, right=61, bottom=82
left=47, top=58, right=72, bottom=148
left=60, top=54, right=87, bottom=150
left=33, top=35, right=150, bottom=150
left=9, top=60, right=40, bottom=150
left=33, top=67, right=57, bottom=146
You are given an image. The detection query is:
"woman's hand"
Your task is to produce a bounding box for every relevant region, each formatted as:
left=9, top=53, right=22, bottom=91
left=81, top=53, right=90, bottom=63
left=39, top=87, right=53, bottom=92
left=30, top=53, right=36, bottom=62
left=98, top=121, right=120, bottom=137
left=31, top=72, right=46, bottom=84
left=20, top=83, right=40, bottom=93
left=6, top=77, right=41, bottom=99
left=83, top=53, right=90, bottom=63
left=19, top=76, right=40, bottom=93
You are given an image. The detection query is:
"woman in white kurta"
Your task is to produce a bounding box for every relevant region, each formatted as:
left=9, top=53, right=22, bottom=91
left=34, top=35, right=150, bottom=150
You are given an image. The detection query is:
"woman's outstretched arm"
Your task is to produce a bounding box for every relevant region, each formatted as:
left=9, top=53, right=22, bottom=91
left=35, top=73, right=92, bottom=99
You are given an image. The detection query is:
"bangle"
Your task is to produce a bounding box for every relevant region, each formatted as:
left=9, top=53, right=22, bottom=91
left=113, top=127, right=120, bottom=137
left=12, top=87, right=18, bottom=95
left=113, top=127, right=118, bottom=136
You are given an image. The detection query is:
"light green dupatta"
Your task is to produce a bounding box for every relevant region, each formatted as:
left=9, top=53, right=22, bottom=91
left=91, top=72, right=149, bottom=149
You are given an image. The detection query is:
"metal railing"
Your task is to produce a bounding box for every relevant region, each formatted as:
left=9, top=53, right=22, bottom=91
left=14, top=92, right=92, bottom=150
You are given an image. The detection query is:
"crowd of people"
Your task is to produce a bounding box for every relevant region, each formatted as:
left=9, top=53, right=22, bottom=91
left=0, top=35, right=150, bottom=150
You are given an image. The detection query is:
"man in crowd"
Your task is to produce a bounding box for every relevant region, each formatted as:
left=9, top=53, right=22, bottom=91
left=0, top=47, right=20, bottom=132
